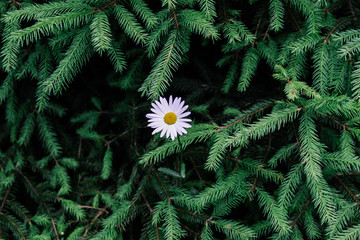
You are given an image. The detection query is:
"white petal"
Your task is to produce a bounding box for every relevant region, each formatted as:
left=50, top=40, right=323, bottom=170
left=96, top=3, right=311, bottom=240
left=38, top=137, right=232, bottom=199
left=152, top=103, right=164, bottom=115
left=171, top=125, right=177, bottom=140
left=146, top=113, right=161, bottom=119
left=173, top=97, right=181, bottom=110
left=179, top=105, right=189, bottom=114
left=155, top=99, right=167, bottom=114
left=160, top=97, right=170, bottom=112
left=148, top=119, right=163, bottom=124
left=166, top=128, right=171, bottom=138
left=176, top=126, right=187, bottom=134
left=169, top=95, right=173, bottom=108
left=173, top=101, right=182, bottom=115
left=170, top=129, right=175, bottom=140
left=178, top=121, right=192, bottom=128
left=178, top=100, right=185, bottom=111
left=150, top=107, right=163, bottom=116
left=148, top=118, right=163, bottom=122
left=160, top=127, right=167, bottom=137
left=148, top=122, right=163, bottom=128
left=152, top=127, right=163, bottom=135
left=179, top=118, right=192, bottom=122
left=178, top=111, right=191, bottom=118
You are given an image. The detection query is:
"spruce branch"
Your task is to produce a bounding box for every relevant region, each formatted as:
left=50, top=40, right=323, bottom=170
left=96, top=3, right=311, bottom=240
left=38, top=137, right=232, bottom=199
left=198, top=0, right=217, bottom=21
left=324, top=18, right=349, bottom=43
left=283, top=1, right=301, bottom=32
left=253, top=8, right=266, bottom=47
left=191, top=159, right=207, bottom=186
left=290, top=198, right=312, bottom=228
left=129, top=0, right=158, bottom=29
left=336, top=176, right=360, bottom=205
left=218, top=104, right=273, bottom=131
left=1, top=1, right=360, bottom=239
left=0, top=212, right=27, bottom=240
left=95, top=0, right=117, bottom=12
left=113, top=4, right=148, bottom=45
left=141, top=192, right=153, bottom=214
left=17, top=169, right=60, bottom=240
left=299, top=113, right=336, bottom=224
left=83, top=207, right=108, bottom=237
left=0, top=187, right=10, bottom=213
left=171, top=8, right=179, bottom=29
left=347, top=0, right=357, bottom=22
left=90, top=11, right=112, bottom=54
left=139, top=30, right=184, bottom=100
left=269, top=0, right=285, bottom=32
left=37, top=26, right=92, bottom=111
left=9, top=0, right=22, bottom=8
left=152, top=165, right=171, bottom=202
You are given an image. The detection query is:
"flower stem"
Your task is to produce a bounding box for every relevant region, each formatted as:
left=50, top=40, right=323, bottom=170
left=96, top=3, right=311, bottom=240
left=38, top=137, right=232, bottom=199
left=177, top=136, right=185, bottom=178
left=177, top=136, right=183, bottom=162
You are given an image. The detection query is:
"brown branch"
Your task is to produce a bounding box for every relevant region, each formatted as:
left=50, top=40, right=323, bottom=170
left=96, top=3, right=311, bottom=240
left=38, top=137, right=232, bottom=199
left=105, top=131, right=128, bottom=146
left=252, top=8, right=267, bottom=47
left=291, top=198, right=312, bottom=228
left=336, top=176, right=360, bottom=205
left=176, top=208, right=211, bottom=223
left=141, top=192, right=153, bottom=214
left=82, top=207, right=107, bottom=238
left=324, top=0, right=343, bottom=14
left=184, top=150, right=209, bottom=156
left=263, top=22, right=271, bottom=40
left=337, top=172, right=360, bottom=176
left=17, top=170, right=60, bottom=240
left=152, top=166, right=171, bottom=202
left=155, top=226, right=160, bottom=240
left=0, top=146, right=19, bottom=170
left=324, top=18, right=349, bottom=42
left=95, top=0, right=117, bottom=12
left=249, top=133, right=273, bottom=193
left=264, top=132, right=272, bottom=161
left=180, top=222, right=200, bottom=236
left=191, top=160, right=207, bottom=187
left=77, top=137, right=83, bottom=159
left=171, top=8, right=180, bottom=29
left=77, top=205, right=109, bottom=213
left=283, top=1, right=301, bottom=32
left=0, top=212, right=27, bottom=239
left=53, top=156, right=60, bottom=166
left=222, top=0, right=227, bottom=20
left=10, top=0, right=22, bottom=8
left=0, top=197, right=32, bottom=226
left=217, top=104, right=272, bottom=131
left=139, top=192, right=160, bottom=240
left=248, top=178, right=258, bottom=194
left=128, top=170, right=148, bottom=209
left=348, top=0, right=358, bottom=22
left=292, top=122, right=301, bottom=150
left=0, top=188, right=10, bottom=213
left=321, top=113, right=349, bottom=130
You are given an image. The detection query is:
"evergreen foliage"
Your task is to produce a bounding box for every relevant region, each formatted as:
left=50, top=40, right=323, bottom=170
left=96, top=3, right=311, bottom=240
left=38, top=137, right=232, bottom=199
left=1, top=0, right=360, bottom=239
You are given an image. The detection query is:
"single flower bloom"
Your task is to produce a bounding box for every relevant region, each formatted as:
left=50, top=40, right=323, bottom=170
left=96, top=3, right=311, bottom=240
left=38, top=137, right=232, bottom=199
left=146, top=96, right=192, bottom=140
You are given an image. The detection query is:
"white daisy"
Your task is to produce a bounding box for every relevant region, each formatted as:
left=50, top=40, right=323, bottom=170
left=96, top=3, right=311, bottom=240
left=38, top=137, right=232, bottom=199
left=146, top=96, right=192, bottom=140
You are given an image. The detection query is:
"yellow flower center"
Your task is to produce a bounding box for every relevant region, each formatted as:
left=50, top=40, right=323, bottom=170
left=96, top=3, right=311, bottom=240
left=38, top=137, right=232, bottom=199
left=164, top=112, right=177, bottom=125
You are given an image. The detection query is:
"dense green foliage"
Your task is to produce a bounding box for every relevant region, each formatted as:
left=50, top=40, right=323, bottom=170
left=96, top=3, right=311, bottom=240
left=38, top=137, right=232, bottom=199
left=1, top=0, right=360, bottom=239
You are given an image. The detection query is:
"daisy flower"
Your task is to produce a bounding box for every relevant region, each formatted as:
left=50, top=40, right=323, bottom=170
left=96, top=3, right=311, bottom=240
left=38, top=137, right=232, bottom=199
left=146, top=96, right=192, bottom=140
